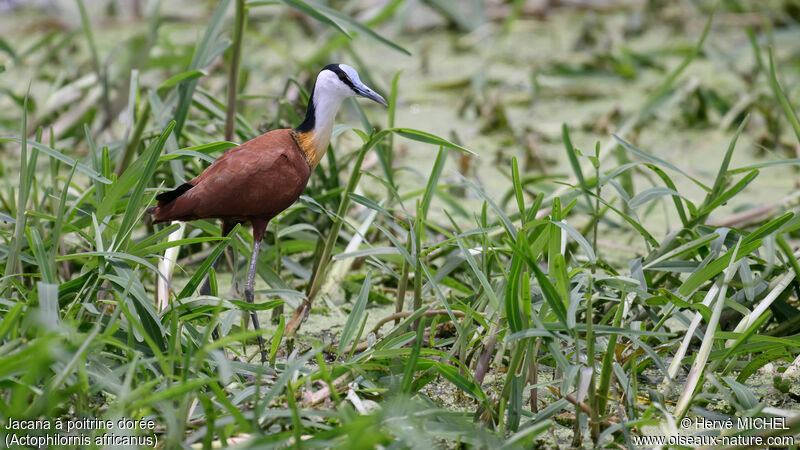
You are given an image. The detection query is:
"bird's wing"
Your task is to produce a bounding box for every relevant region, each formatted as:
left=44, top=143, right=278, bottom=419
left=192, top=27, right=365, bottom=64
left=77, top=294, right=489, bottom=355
left=173, top=129, right=310, bottom=220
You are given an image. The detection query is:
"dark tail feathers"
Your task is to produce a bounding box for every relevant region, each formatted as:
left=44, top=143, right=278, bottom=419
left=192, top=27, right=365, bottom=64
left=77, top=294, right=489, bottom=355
left=146, top=183, right=194, bottom=221
left=156, top=182, right=194, bottom=204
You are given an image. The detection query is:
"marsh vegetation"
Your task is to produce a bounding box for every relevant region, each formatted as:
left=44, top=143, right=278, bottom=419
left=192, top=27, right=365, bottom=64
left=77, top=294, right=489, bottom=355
left=2, top=0, right=800, bottom=448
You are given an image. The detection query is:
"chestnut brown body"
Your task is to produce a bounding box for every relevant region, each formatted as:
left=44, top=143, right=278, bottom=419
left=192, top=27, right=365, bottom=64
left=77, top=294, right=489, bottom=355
left=148, top=129, right=311, bottom=240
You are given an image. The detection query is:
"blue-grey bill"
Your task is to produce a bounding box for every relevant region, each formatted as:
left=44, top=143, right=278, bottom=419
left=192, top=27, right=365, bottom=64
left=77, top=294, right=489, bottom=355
left=356, top=85, right=388, bottom=106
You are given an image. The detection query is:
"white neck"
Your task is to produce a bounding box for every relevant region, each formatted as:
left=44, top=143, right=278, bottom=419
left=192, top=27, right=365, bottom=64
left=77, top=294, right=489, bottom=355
left=304, top=70, right=355, bottom=164
left=310, top=92, right=346, bottom=155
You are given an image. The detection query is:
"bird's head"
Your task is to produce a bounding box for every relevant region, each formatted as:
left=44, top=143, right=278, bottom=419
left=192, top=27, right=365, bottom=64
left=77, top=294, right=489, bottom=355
left=293, top=63, right=387, bottom=167
left=315, top=63, right=388, bottom=106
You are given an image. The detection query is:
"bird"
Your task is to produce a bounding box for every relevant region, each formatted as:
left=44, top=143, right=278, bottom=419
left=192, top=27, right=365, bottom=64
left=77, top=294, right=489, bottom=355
left=147, top=64, right=387, bottom=362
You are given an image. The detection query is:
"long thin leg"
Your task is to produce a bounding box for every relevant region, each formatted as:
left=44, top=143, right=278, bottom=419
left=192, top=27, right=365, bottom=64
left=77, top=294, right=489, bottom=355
left=246, top=219, right=270, bottom=363
left=270, top=225, right=283, bottom=324
left=246, top=239, right=267, bottom=362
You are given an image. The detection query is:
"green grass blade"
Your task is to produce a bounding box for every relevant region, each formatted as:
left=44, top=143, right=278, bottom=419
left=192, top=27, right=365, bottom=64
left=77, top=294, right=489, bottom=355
left=174, top=0, right=231, bottom=137
left=339, top=272, right=371, bottom=355
left=28, top=229, right=56, bottom=284
left=613, top=134, right=710, bottom=192
left=278, top=0, right=351, bottom=38
left=421, top=147, right=446, bottom=219
left=0, top=138, right=111, bottom=183
left=2, top=88, right=29, bottom=293
left=393, top=128, right=473, bottom=154
left=178, top=224, right=240, bottom=299
left=768, top=48, right=800, bottom=145
left=679, top=239, right=761, bottom=296
left=114, top=121, right=175, bottom=248
left=159, top=69, right=207, bottom=91
left=307, top=1, right=411, bottom=55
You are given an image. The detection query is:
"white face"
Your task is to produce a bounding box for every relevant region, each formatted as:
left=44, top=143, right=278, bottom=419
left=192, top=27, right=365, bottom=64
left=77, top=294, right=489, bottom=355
left=314, top=68, right=358, bottom=101
left=311, top=64, right=387, bottom=121
left=314, top=64, right=386, bottom=106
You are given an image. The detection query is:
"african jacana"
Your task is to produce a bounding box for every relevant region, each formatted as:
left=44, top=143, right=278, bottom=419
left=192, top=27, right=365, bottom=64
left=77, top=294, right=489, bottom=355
left=147, top=64, right=387, bottom=362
